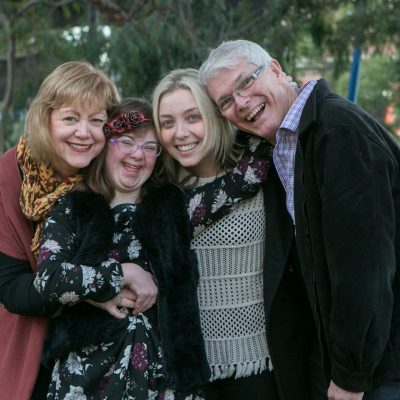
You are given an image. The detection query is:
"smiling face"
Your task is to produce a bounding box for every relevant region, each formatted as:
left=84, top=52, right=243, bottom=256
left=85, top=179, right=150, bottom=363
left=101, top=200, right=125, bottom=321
left=206, top=60, right=297, bottom=145
left=49, top=102, right=107, bottom=178
left=105, top=128, right=159, bottom=205
left=158, top=88, right=219, bottom=177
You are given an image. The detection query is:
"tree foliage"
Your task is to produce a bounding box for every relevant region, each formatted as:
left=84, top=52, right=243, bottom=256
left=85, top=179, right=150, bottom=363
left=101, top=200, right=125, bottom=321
left=0, top=0, right=399, bottom=151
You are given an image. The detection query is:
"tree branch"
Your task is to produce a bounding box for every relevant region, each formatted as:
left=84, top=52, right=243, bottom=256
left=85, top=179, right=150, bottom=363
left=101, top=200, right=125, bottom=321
left=15, top=0, right=78, bottom=18
left=87, top=0, right=128, bottom=24
left=0, top=11, right=14, bottom=112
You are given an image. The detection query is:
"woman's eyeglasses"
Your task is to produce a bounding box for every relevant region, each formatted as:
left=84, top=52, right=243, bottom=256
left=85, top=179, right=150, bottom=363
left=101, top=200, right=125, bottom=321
left=109, top=137, right=162, bottom=157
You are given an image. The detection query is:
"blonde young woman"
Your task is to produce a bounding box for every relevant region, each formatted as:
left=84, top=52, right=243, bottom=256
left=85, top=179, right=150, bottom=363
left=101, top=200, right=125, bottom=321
left=0, top=61, right=121, bottom=400
left=152, top=69, right=279, bottom=400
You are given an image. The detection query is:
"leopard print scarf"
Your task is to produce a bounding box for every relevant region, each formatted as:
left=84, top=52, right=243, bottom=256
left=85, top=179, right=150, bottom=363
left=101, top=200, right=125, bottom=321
left=16, top=136, right=84, bottom=256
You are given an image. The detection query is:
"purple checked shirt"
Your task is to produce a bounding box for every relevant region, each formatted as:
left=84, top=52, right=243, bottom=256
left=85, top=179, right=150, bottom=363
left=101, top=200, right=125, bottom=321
left=273, top=80, right=317, bottom=224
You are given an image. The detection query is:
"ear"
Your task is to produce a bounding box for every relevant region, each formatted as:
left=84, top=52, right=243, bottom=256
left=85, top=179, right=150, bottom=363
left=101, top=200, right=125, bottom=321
left=270, top=59, right=284, bottom=79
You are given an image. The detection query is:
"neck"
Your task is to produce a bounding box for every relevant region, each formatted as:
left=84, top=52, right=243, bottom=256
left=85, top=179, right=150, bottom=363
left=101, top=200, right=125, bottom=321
left=187, top=154, right=221, bottom=178
left=110, top=190, right=141, bottom=207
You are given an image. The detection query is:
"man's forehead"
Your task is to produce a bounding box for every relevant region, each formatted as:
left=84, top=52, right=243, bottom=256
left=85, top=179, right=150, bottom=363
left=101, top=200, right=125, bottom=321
left=207, top=62, right=251, bottom=100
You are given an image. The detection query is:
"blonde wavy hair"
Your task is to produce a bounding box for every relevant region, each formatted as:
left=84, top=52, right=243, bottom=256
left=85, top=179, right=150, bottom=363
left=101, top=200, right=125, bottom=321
left=152, top=68, right=240, bottom=185
left=24, top=60, right=120, bottom=164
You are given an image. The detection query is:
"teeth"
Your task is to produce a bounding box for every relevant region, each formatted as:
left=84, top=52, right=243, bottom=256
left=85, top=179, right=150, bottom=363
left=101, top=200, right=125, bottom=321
left=246, top=103, right=265, bottom=121
left=177, top=143, right=197, bottom=152
left=70, top=143, right=91, bottom=150
left=123, top=162, right=140, bottom=170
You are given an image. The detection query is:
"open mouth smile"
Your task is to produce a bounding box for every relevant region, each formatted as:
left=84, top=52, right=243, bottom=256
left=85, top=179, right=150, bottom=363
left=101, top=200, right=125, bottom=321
left=123, top=162, right=141, bottom=172
left=177, top=143, right=197, bottom=152
left=68, top=143, right=93, bottom=151
left=246, top=103, right=266, bottom=121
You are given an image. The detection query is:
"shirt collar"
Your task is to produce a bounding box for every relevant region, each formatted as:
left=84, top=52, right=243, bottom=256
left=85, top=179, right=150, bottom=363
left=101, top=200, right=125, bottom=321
left=279, top=80, right=317, bottom=134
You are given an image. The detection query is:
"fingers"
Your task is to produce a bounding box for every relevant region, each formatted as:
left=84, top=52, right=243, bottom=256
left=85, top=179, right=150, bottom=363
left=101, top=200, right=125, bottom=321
left=132, top=288, right=158, bottom=314
left=119, top=287, right=137, bottom=301
left=133, top=297, right=155, bottom=314
left=120, top=263, right=159, bottom=313
left=86, top=296, right=135, bottom=319
left=107, top=305, right=128, bottom=319
left=114, top=295, right=136, bottom=310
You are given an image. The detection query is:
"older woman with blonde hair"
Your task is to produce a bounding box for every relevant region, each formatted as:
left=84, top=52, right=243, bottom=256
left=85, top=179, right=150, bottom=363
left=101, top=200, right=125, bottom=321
left=0, top=60, right=123, bottom=400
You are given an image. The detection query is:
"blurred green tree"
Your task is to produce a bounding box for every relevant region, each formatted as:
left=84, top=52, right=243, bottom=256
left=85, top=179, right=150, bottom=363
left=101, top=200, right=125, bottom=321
left=0, top=0, right=399, bottom=151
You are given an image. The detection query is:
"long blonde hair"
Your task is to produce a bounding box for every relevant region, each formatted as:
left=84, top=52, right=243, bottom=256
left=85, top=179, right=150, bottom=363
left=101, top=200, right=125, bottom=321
left=152, top=68, right=240, bottom=184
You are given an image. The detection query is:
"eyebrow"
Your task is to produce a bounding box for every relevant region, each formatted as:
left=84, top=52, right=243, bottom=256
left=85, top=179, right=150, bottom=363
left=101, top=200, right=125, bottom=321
left=57, top=108, right=106, bottom=117
left=159, top=107, right=199, bottom=118
left=183, top=107, right=200, bottom=114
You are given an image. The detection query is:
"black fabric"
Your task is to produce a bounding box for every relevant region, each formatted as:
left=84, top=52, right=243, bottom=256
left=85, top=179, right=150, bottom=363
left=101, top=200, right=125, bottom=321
left=41, top=190, right=125, bottom=364
left=134, top=184, right=210, bottom=389
left=42, top=302, right=129, bottom=365
left=294, top=80, right=400, bottom=391
left=43, top=187, right=210, bottom=390
left=261, top=168, right=314, bottom=400
left=0, top=252, right=60, bottom=316
left=30, top=363, right=53, bottom=400
left=203, top=370, right=280, bottom=400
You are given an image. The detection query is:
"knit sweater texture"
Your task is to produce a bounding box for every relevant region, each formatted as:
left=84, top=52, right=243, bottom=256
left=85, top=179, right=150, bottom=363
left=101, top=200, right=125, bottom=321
left=193, top=176, right=271, bottom=381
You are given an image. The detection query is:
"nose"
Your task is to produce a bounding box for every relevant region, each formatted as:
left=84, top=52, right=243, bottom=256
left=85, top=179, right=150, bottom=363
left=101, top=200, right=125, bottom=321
left=233, top=91, right=250, bottom=108
left=175, top=122, right=189, bottom=139
left=74, top=120, right=90, bottom=139
left=130, top=144, right=145, bottom=158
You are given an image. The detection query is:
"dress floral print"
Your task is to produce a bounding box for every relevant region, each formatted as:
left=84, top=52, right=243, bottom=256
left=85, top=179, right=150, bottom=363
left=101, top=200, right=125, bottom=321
left=35, top=135, right=272, bottom=400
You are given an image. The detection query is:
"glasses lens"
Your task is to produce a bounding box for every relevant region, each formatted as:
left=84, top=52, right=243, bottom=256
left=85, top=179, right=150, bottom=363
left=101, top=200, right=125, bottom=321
left=143, top=143, right=162, bottom=156
left=219, top=97, right=233, bottom=112
left=119, top=139, right=136, bottom=154
left=239, top=76, right=255, bottom=92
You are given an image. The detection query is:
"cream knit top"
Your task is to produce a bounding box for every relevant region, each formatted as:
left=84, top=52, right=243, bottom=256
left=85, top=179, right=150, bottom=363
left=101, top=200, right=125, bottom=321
left=192, top=177, right=271, bottom=381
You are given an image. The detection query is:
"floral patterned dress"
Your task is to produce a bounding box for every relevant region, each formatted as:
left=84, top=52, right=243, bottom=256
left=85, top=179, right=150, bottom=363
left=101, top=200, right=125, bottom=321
left=35, top=135, right=272, bottom=400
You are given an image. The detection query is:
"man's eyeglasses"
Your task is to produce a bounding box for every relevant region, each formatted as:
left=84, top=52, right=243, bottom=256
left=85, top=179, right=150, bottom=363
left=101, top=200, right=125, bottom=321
left=216, top=64, right=265, bottom=113
left=109, top=137, right=162, bottom=157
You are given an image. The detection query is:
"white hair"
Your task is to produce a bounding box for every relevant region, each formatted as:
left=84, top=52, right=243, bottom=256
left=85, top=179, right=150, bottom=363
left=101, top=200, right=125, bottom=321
left=198, top=39, right=273, bottom=86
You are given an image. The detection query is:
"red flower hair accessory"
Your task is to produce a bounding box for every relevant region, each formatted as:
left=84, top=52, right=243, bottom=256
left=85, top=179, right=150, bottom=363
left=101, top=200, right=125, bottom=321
left=103, top=111, right=152, bottom=137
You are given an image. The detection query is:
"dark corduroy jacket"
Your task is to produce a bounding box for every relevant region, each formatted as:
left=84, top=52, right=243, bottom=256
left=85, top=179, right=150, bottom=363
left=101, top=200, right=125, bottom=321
left=44, top=186, right=210, bottom=390
left=264, top=79, right=400, bottom=396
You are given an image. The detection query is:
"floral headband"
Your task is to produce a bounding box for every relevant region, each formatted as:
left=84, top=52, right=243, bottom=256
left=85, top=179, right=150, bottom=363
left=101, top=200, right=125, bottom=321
left=103, top=111, right=153, bottom=137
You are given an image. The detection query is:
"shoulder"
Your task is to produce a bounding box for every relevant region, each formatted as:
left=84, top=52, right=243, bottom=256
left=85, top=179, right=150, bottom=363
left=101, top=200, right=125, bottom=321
left=137, top=184, right=190, bottom=237
left=0, top=147, right=19, bottom=185
left=310, top=80, right=376, bottom=133
left=305, top=80, right=395, bottom=151
left=142, top=184, right=187, bottom=210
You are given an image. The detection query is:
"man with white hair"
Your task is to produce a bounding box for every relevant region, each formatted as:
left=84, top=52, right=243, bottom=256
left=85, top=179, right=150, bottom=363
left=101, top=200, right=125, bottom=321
left=199, top=39, right=400, bottom=400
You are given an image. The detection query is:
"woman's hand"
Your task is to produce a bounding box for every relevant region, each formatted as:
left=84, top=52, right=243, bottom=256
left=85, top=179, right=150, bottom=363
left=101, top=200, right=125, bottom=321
left=87, top=288, right=137, bottom=319
left=121, top=262, right=158, bottom=314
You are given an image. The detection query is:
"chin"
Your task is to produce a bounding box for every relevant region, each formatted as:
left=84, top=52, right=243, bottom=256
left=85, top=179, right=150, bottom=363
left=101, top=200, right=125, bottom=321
left=177, top=157, right=197, bottom=168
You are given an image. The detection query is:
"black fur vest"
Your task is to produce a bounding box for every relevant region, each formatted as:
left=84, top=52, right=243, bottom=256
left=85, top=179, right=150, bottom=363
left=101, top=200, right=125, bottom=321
left=43, top=186, right=210, bottom=389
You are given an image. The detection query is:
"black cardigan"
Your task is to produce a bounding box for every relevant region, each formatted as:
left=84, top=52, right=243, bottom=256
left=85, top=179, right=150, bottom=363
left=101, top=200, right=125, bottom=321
left=43, top=186, right=210, bottom=390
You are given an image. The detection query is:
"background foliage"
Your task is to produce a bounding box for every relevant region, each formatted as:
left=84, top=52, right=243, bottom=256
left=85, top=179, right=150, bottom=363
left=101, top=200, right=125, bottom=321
left=0, top=0, right=399, bottom=152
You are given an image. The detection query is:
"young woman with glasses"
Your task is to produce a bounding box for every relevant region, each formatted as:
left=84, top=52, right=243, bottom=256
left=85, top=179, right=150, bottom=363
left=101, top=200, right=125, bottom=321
left=33, top=96, right=272, bottom=399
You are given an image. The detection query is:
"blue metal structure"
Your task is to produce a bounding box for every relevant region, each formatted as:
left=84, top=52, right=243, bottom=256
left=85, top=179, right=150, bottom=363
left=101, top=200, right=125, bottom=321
left=348, top=46, right=362, bottom=103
